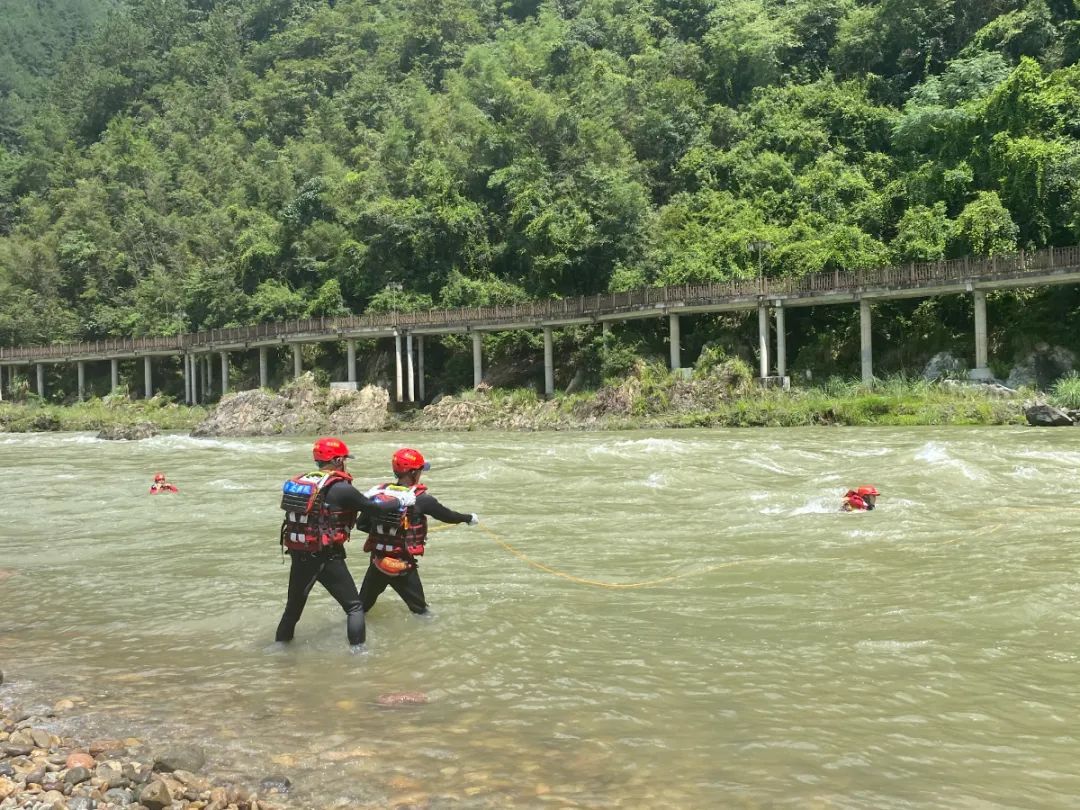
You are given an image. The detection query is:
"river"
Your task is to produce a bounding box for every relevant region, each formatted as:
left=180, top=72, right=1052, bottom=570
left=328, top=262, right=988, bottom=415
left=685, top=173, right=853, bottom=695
left=1, top=427, right=1079, bottom=808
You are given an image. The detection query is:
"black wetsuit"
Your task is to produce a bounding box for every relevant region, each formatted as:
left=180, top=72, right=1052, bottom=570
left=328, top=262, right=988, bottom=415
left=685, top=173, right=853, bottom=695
left=275, top=479, right=401, bottom=646
left=359, top=492, right=472, bottom=615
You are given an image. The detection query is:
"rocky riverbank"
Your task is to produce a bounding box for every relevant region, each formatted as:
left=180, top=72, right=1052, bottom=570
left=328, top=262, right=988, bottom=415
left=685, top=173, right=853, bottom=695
left=0, top=368, right=1044, bottom=435
left=0, top=695, right=290, bottom=810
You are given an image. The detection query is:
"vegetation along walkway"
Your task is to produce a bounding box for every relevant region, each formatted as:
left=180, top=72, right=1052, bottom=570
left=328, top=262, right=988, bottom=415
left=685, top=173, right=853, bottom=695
left=1, top=245, right=1078, bottom=404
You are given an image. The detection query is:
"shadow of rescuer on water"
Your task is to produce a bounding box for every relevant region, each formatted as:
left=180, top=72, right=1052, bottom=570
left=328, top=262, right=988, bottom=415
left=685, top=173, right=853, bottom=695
left=276, top=437, right=414, bottom=647
left=357, top=448, right=479, bottom=617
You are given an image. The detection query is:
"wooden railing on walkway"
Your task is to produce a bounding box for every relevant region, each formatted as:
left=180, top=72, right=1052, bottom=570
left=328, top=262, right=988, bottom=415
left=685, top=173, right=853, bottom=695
left=2, top=245, right=1079, bottom=362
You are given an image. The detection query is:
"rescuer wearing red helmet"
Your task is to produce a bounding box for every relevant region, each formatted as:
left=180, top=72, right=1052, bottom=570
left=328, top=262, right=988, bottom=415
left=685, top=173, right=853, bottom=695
left=275, top=437, right=416, bottom=648
left=358, top=447, right=478, bottom=617
left=841, top=485, right=879, bottom=512
left=149, top=472, right=178, bottom=494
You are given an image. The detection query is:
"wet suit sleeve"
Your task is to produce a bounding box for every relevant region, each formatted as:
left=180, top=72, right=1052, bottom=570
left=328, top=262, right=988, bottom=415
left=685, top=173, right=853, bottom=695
left=415, top=493, right=472, bottom=525
left=325, top=482, right=402, bottom=518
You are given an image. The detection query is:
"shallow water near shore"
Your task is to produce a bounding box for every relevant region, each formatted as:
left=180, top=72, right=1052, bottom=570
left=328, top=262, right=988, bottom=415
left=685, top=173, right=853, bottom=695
left=2, top=426, right=1080, bottom=808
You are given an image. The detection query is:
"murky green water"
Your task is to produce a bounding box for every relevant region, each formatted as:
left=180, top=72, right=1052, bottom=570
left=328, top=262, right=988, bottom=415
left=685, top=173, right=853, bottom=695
left=2, top=427, right=1080, bottom=808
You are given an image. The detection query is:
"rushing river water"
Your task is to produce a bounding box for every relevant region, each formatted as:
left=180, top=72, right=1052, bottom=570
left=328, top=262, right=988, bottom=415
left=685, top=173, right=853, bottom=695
left=2, top=427, right=1080, bottom=808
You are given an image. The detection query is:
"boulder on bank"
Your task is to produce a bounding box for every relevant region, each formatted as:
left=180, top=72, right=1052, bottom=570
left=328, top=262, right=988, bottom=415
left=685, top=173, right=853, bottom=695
left=96, top=421, right=159, bottom=440
left=1024, top=403, right=1074, bottom=426
left=1007, top=344, right=1076, bottom=389
left=922, top=351, right=966, bottom=380
left=191, top=373, right=389, bottom=436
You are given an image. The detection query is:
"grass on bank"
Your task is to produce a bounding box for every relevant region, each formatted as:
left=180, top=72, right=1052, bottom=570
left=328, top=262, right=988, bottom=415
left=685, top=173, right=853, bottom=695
left=413, top=362, right=1029, bottom=429
left=0, top=393, right=208, bottom=432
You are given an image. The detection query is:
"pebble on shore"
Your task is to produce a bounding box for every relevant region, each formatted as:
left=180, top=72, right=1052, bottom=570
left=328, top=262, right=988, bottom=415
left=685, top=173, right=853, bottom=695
left=0, top=702, right=290, bottom=810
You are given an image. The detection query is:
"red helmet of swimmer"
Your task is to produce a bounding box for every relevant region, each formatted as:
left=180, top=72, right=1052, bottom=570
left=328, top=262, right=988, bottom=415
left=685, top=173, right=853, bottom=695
left=313, top=437, right=353, bottom=462
left=153, top=472, right=166, bottom=483
left=392, top=448, right=430, bottom=475
left=856, top=485, right=880, bottom=497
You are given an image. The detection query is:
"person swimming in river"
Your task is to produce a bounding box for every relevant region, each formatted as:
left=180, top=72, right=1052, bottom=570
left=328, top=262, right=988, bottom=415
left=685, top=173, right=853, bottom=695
left=841, top=485, right=878, bottom=511
left=149, top=472, right=178, bottom=494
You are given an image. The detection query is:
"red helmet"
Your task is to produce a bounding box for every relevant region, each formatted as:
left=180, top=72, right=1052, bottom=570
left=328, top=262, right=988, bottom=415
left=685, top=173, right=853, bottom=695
left=392, top=448, right=430, bottom=475
left=153, top=472, right=166, bottom=483
left=313, top=437, right=353, bottom=462
left=856, top=485, right=879, bottom=497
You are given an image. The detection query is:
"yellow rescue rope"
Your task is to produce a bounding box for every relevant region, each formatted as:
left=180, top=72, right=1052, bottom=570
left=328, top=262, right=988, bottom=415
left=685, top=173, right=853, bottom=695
left=428, top=522, right=746, bottom=590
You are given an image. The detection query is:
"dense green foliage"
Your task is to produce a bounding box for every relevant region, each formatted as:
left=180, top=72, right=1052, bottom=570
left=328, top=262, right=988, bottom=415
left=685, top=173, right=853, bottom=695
left=0, top=0, right=1078, bottom=394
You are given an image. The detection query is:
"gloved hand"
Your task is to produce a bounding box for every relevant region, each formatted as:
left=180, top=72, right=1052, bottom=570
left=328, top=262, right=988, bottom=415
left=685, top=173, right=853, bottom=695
left=468, top=513, right=480, bottom=526
left=395, top=490, right=417, bottom=509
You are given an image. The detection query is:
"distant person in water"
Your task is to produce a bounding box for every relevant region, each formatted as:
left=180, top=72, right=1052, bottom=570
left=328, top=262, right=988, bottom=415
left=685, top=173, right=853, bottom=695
left=842, top=485, right=878, bottom=511
left=149, top=472, right=178, bottom=494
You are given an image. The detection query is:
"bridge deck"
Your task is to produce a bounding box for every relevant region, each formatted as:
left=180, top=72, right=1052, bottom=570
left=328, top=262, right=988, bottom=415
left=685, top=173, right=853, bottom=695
left=2, top=246, right=1078, bottom=364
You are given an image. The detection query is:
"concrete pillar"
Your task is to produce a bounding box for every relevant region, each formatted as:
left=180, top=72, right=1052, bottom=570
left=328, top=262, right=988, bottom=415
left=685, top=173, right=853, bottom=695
left=201, top=355, right=208, bottom=397
left=182, top=355, right=191, bottom=405
left=292, top=344, right=302, bottom=379
left=472, top=332, right=483, bottom=388
left=144, top=356, right=152, bottom=399
left=406, top=333, right=415, bottom=403
left=860, top=299, right=873, bottom=383
left=417, top=336, right=426, bottom=402
left=111, top=358, right=119, bottom=393
left=77, top=361, right=85, bottom=402
left=0, top=366, right=4, bottom=401
left=972, top=290, right=990, bottom=379
left=219, top=352, right=229, bottom=396
left=206, top=353, right=214, bottom=397
left=259, top=347, right=269, bottom=389
left=346, top=340, right=356, bottom=384
left=394, top=331, right=403, bottom=403
left=757, top=305, right=770, bottom=378
left=775, top=306, right=787, bottom=379
left=668, top=313, right=681, bottom=370
left=543, top=327, right=555, bottom=397
left=36, top=363, right=45, bottom=398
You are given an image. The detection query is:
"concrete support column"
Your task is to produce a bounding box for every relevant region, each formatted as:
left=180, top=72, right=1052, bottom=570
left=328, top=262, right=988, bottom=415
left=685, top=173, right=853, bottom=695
left=775, top=306, right=787, bottom=379
left=417, top=336, right=426, bottom=403
left=36, top=364, right=45, bottom=399
left=472, top=332, right=483, bottom=388
left=757, top=305, right=770, bottom=378
left=292, top=344, right=302, bottom=379
left=143, top=356, right=152, bottom=399
left=111, top=359, right=119, bottom=393
left=77, top=361, right=86, bottom=402
left=973, top=290, right=990, bottom=378
left=183, top=355, right=191, bottom=405
left=394, top=331, right=404, bottom=403
left=860, top=299, right=873, bottom=383
left=346, top=340, right=356, bottom=384
left=259, top=347, right=269, bottom=389
left=219, top=352, right=229, bottom=396
left=406, top=333, right=415, bottom=403
left=206, top=353, right=214, bottom=397
left=0, top=366, right=4, bottom=401
left=543, top=327, right=555, bottom=398
left=669, top=313, right=681, bottom=370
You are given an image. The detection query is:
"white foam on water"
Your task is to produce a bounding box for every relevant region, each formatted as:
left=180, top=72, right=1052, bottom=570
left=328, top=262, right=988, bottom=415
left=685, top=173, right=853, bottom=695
left=587, top=437, right=693, bottom=459
left=143, top=434, right=295, bottom=454
left=1008, top=465, right=1041, bottom=479
left=742, top=456, right=792, bottom=475
left=913, top=441, right=983, bottom=480
left=635, top=472, right=667, bottom=489
left=206, top=478, right=254, bottom=491
left=790, top=497, right=838, bottom=516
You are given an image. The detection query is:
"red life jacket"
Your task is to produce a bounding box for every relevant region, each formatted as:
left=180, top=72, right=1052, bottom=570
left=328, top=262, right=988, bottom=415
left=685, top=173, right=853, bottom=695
left=362, top=483, right=428, bottom=571
left=279, top=470, right=356, bottom=553
left=842, top=491, right=868, bottom=511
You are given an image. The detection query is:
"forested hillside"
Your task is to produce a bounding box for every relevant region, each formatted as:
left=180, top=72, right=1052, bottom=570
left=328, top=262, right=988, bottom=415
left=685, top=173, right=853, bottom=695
left=0, top=0, right=1078, bottom=381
